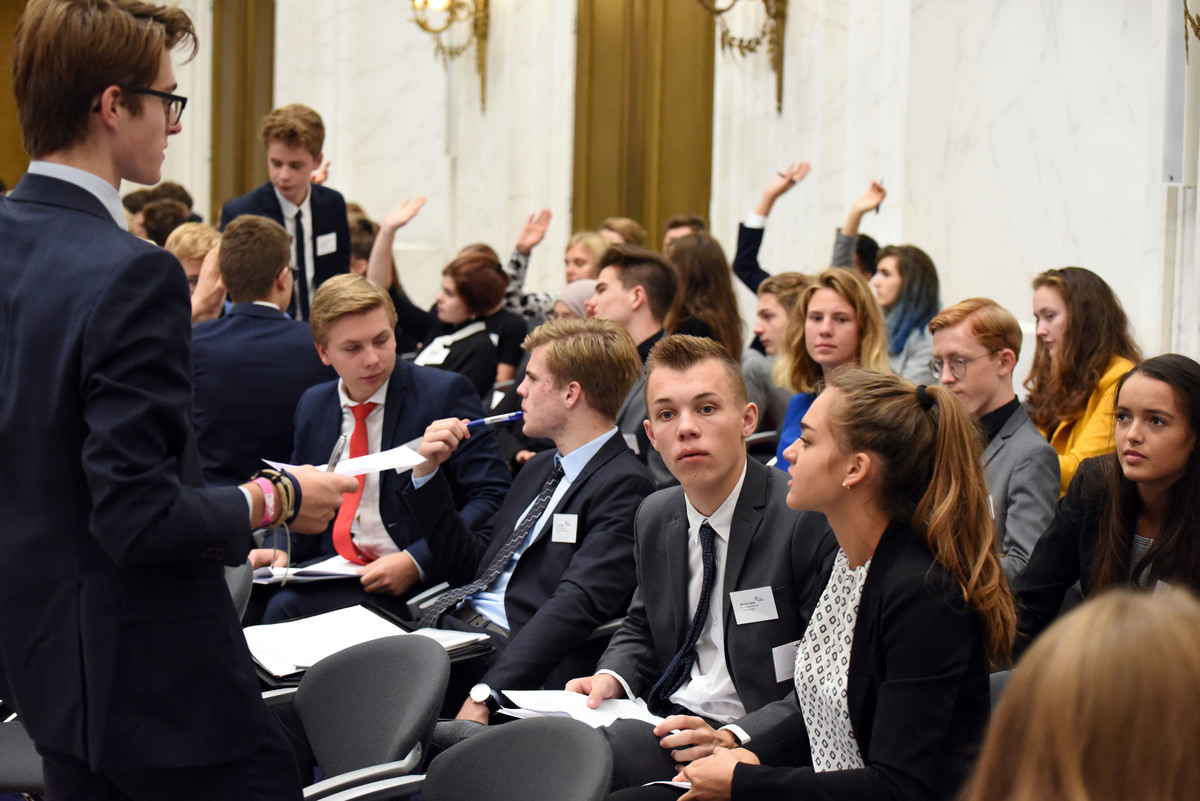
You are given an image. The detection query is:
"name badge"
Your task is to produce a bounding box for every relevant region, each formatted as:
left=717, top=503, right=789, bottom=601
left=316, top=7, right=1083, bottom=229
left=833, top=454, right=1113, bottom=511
left=730, top=586, right=779, bottom=625
left=415, top=344, right=449, bottom=366
left=316, top=232, right=338, bottom=256
left=622, top=433, right=640, bottom=455
left=771, top=639, right=802, bottom=683
left=552, top=514, right=578, bottom=544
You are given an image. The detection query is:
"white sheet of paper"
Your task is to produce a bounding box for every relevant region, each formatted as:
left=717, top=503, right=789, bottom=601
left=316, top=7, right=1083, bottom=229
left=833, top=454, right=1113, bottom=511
left=551, top=514, right=578, bottom=544
left=264, top=444, right=424, bottom=477
left=771, top=639, right=803, bottom=684
left=645, top=781, right=691, bottom=789
left=729, top=586, right=779, bottom=625
left=252, top=554, right=362, bottom=585
left=316, top=232, right=337, bottom=256
left=499, top=690, right=665, bottom=729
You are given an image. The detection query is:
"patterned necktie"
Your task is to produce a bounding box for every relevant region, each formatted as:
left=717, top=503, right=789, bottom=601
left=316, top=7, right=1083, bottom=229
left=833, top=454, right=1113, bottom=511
left=646, top=521, right=718, bottom=716
left=330, top=402, right=378, bottom=565
left=419, top=461, right=566, bottom=628
left=294, top=209, right=310, bottom=321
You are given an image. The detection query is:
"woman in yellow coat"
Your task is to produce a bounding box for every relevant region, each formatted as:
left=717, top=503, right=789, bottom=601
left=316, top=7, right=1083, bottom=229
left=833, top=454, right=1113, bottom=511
left=1025, top=267, right=1140, bottom=494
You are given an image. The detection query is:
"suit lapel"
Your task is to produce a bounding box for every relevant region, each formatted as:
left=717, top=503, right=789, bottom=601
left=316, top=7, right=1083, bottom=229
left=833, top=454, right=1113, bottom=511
left=663, top=504, right=692, bottom=643
left=982, top=404, right=1025, bottom=467
left=381, top=362, right=410, bottom=449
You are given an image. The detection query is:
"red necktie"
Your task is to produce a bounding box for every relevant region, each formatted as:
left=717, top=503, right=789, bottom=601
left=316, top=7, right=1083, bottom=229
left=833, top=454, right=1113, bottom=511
left=331, top=402, right=378, bottom=565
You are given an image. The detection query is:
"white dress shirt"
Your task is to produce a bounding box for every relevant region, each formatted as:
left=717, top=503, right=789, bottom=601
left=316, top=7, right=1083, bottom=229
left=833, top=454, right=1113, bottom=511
left=273, top=185, right=315, bottom=316
left=336, top=378, right=399, bottom=560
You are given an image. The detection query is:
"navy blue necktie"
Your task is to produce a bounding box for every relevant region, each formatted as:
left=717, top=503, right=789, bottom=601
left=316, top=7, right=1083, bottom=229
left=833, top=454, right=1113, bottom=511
left=294, top=209, right=310, bottom=321
left=647, top=521, right=717, bottom=717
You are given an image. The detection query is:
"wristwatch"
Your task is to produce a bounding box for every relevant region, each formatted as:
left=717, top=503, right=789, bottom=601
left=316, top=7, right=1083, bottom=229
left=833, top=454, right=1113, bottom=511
left=469, top=683, right=501, bottom=714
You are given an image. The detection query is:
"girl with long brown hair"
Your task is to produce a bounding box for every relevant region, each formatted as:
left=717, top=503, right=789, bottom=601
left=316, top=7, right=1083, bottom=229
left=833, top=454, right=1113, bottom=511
left=1013, top=354, right=1200, bottom=652
left=663, top=232, right=744, bottom=358
left=963, top=589, right=1200, bottom=801
left=631, top=368, right=1014, bottom=801
left=1025, top=267, right=1141, bottom=493
left=771, top=268, right=890, bottom=467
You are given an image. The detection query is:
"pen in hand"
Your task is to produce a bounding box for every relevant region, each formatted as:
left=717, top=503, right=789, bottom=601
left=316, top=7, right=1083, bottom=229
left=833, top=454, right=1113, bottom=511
left=325, top=434, right=348, bottom=472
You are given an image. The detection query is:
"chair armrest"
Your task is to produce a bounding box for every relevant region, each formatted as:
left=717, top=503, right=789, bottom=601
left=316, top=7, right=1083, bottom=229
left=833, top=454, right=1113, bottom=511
left=261, top=687, right=298, bottom=708
left=303, top=746, right=423, bottom=800
left=745, top=430, right=779, bottom=448
left=405, top=582, right=450, bottom=619
left=587, top=617, right=625, bottom=642
left=308, top=774, right=426, bottom=801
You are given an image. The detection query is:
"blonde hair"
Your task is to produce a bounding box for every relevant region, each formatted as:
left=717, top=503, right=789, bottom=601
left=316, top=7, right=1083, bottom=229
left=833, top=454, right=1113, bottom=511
left=566, top=231, right=611, bottom=274
left=962, top=589, right=1200, bottom=801
left=757, top=272, right=812, bottom=314
left=774, top=268, right=890, bottom=393
left=260, top=103, right=325, bottom=159
left=600, top=217, right=647, bottom=247
left=827, top=368, right=1015, bottom=668
left=646, top=335, right=749, bottom=406
left=309, top=274, right=397, bottom=346
left=928, top=297, right=1022, bottom=358
left=164, top=222, right=221, bottom=263
left=522, top=318, right=642, bottom=420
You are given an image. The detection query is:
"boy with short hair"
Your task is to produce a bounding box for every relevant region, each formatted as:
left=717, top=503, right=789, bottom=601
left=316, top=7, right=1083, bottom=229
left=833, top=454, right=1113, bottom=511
left=220, top=103, right=350, bottom=320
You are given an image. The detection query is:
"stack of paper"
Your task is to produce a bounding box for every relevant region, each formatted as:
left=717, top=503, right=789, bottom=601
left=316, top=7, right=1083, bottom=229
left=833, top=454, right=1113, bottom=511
left=499, top=690, right=665, bottom=729
left=252, top=555, right=363, bottom=585
left=244, top=604, right=490, bottom=679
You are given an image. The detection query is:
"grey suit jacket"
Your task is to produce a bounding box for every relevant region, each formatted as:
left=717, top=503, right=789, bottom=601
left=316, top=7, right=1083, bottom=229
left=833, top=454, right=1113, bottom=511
left=982, top=402, right=1060, bottom=577
left=598, top=458, right=835, bottom=739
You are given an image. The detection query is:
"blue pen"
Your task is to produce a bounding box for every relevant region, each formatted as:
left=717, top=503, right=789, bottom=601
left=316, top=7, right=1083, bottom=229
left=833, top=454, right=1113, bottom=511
left=466, top=411, right=523, bottom=430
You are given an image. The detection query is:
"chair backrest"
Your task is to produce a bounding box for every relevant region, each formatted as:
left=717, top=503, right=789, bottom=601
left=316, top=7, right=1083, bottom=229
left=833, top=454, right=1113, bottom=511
left=0, top=719, right=44, bottom=794
left=293, top=634, right=450, bottom=778
left=423, top=717, right=612, bottom=801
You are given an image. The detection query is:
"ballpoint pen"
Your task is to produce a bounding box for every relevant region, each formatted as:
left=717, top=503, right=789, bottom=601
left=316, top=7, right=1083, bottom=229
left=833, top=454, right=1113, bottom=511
left=325, top=433, right=348, bottom=471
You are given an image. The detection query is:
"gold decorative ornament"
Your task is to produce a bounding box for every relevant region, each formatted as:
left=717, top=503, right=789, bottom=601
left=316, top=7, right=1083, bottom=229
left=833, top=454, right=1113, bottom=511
left=410, top=0, right=490, bottom=111
left=694, top=0, right=788, bottom=113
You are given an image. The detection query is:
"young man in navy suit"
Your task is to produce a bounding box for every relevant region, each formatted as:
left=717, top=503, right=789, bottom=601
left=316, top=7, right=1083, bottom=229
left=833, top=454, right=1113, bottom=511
left=192, top=214, right=336, bottom=488
left=220, top=103, right=350, bottom=321
left=406, top=318, right=656, bottom=723
left=565, top=336, right=834, bottom=790
left=259, top=275, right=511, bottom=623
left=0, top=3, right=356, bottom=798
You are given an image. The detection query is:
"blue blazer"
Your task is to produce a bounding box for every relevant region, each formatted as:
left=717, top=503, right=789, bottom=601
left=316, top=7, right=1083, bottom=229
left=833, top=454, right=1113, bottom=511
left=404, top=434, right=655, bottom=689
left=289, top=360, right=512, bottom=575
left=192, top=302, right=335, bottom=486
left=0, top=175, right=265, bottom=771
left=219, top=181, right=351, bottom=314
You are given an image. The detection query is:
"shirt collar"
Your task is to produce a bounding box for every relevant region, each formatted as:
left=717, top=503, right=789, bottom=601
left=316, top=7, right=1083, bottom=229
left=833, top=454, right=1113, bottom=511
left=557, top=427, right=619, bottom=483
left=684, top=459, right=748, bottom=544
left=273, top=183, right=313, bottom=223
left=251, top=300, right=284, bottom=312
left=337, top=377, right=389, bottom=409
left=978, top=396, right=1020, bottom=442
left=27, top=161, right=128, bottom=230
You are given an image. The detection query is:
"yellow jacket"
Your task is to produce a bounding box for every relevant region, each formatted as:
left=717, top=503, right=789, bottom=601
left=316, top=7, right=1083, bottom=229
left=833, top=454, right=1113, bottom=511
left=1041, top=355, right=1136, bottom=495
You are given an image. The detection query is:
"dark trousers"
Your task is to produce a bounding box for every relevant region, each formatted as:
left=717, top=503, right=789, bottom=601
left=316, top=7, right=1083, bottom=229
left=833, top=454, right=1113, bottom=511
left=37, top=715, right=302, bottom=801
left=601, top=718, right=686, bottom=791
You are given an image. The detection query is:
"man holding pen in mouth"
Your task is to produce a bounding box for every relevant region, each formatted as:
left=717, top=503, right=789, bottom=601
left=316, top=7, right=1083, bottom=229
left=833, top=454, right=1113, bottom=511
left=407, top=318, right=655, bottom=725
left=256, top=274, right=512, bottom=624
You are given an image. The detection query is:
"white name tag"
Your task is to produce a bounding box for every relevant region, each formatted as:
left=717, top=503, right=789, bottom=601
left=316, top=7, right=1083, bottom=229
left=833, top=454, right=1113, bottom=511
left=414, top=344, right=449, bottom=366
left=729, top=586, right=779, bottom=625
left=622, top=433, right=640, bottom=455
left=771, top=639, right=802, bottom=683
left=316, top=232, right=338, bottom=256
left=552, top=514, right=578, bottom=544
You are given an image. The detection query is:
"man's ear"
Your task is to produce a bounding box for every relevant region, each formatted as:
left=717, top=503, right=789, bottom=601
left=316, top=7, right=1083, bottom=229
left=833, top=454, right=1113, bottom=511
left=94, top=85, right=125, bottom=131
left=741, top=401, right=759, bottom=439
left=630, top=285, right=647, bottom=313
left=643, top=416, right=657, bottom=450
left=315, top=341, right=331, bottom=367
left=563, top=380, right=583, bottom=409
left=995, top=348, right=1017, bottom=378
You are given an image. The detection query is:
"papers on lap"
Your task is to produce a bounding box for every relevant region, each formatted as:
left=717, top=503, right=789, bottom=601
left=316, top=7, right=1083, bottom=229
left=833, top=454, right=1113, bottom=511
left=499, top=690, right=665, bottom=729
left=244, top=604, right=490, bottom=678
left=264, top=443, right=424, bottom=477
left=252, top=554, right=362, bottom=585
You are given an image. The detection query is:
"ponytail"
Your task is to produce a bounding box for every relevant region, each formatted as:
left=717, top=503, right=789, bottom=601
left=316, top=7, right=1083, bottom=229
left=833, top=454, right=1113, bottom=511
left=828, top=368, right=1016, bottom=668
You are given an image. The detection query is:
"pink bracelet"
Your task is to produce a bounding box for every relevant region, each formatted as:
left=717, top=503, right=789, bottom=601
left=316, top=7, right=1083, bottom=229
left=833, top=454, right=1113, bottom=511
left=252, top=477, right=276, bottom=528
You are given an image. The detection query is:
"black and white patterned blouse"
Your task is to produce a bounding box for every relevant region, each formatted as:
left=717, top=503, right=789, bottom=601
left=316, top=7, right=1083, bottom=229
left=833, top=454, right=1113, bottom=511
left=794, top=549, right=871, bottom=772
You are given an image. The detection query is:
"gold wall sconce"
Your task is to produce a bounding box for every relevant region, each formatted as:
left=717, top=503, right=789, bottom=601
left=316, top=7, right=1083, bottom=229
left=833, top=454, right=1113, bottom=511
left=410, top=0, right=490, bottom=111
left=694, top=0, right=788, bottom=113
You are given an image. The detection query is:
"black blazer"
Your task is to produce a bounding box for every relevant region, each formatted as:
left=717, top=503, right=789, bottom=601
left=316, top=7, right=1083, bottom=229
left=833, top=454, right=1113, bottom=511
left=289, top=360, right=512, bottom=574
left=405, top=434, right=655, bottom=688
left=731, top=521, right=990, bottom=801
left=191, top=302, right=335, bottom=486
left=219, top=181, right=351, bottom=314
left=597, top=459, right=835, bottom=738
left=0, top=175, right=265, bottom=771
left=1011, top=455, right=1110, bottom=656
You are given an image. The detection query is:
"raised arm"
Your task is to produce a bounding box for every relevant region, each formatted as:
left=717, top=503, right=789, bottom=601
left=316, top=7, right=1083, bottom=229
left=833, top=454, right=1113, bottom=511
left=365, top=197, right=427, bottom=291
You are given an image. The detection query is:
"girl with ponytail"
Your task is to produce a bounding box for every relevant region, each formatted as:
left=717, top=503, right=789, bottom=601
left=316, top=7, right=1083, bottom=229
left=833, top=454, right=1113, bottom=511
left=655, top=368, right=1015, bottom=801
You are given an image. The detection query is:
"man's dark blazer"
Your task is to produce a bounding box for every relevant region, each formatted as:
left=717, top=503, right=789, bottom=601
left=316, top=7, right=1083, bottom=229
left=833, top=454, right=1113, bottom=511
left=0, top=175, right=265, bottom=771
left=219, top=181, right=351, bottom=312
left=730, top=521, right=991, bottom=801
left=192, top=302, right=335, bottom=486
left=289, top=359, right=511, bottom=573
left=597, top=458, right=835, bottom=737
left=405, top=433, right=655, bottom=689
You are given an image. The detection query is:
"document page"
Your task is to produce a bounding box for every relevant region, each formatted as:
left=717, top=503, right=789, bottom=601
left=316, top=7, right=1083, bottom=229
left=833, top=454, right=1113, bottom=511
left=252, top=554, right=362, bottom=585
left=499, top=690, right=665, bottom=729
left=264, top=443, right=424, bottom=477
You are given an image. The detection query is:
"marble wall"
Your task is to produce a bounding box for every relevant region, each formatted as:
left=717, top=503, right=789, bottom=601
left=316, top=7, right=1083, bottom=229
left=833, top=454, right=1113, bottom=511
left=166, top=0, right=1198, bottom=363
left=155, top=0, right=214, bottom=218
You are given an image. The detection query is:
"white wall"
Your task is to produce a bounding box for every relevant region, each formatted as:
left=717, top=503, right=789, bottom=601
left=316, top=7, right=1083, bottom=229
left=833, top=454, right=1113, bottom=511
left=155, top=0, right=214, bottom=218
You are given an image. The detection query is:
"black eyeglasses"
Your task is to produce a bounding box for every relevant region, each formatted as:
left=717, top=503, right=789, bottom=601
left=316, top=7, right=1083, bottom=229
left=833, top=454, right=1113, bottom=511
left=127, top=87, right=188, bottom=125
